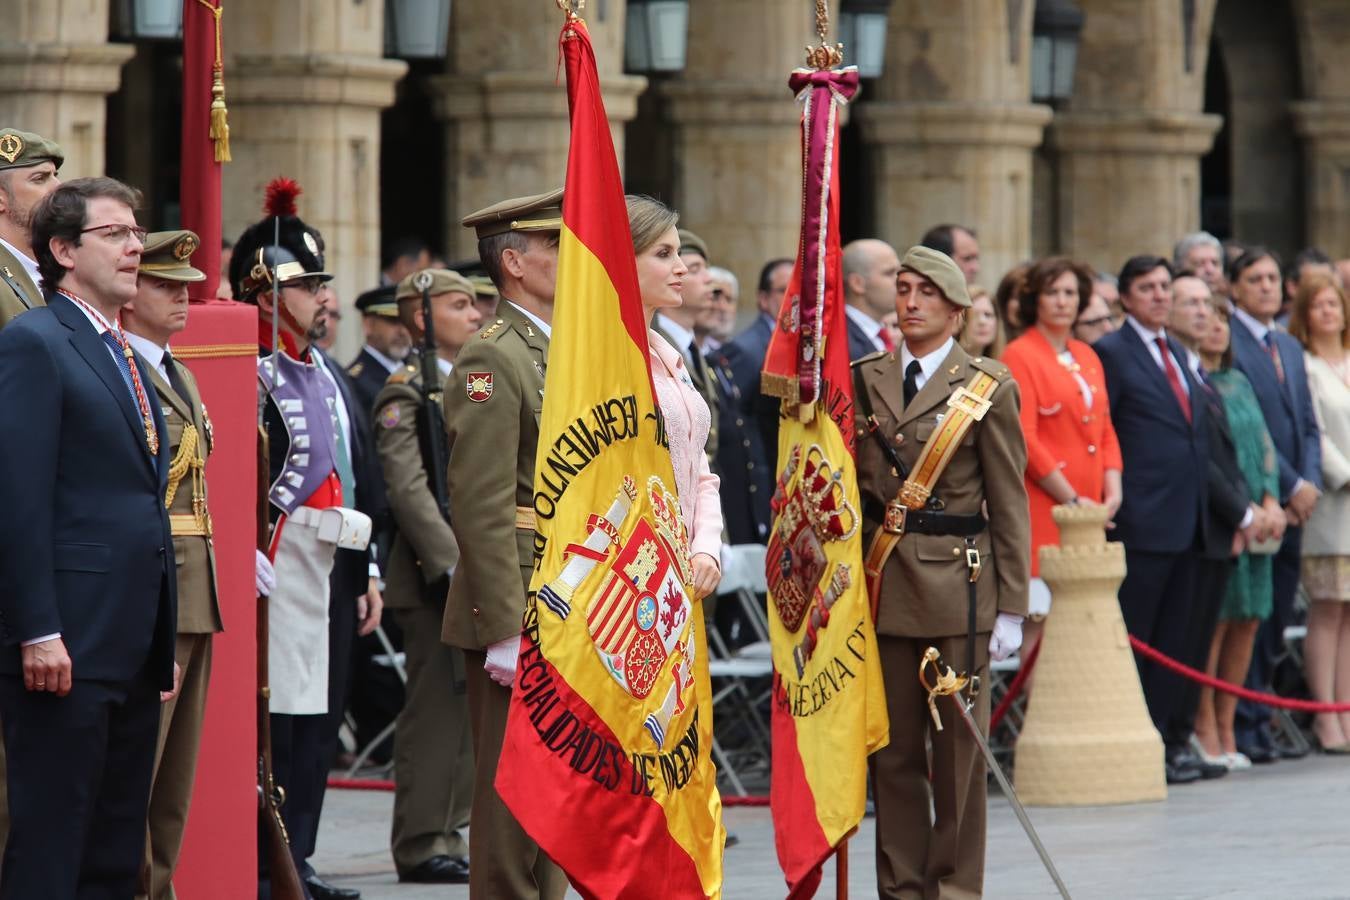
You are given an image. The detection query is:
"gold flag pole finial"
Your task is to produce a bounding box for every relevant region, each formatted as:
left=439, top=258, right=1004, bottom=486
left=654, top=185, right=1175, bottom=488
left=806, top=0, right=845, bottom=70
left=556, top=0, right=584, bottom=23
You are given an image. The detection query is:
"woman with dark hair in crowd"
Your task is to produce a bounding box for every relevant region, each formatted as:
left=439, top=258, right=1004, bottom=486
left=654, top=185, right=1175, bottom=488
left=1192, top=298, right=1284, bottom=768
left=1000, top=256, right=1123, bottom=656
left=958, top=284, right=1006, bottom=359
left=994, top=262, right=1030, bottom=342
left=1288, top=274, right=1350, bottom=751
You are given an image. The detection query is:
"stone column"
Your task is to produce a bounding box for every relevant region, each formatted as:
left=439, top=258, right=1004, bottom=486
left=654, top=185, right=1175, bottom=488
left=0, top=1, right=133, bottom=178
left=223, top=0, right=407, bottom=355
left=660, top=0, right=814, bottom=300
left=1047, top=111, right=1221, bottom=269
left=854, top=0, right=1050, bottom=285
left=1046, top=0, right=1221, bottom=271
left=433, top=0, right=646, bottom=261
left=1290, top=0, right=1350, bottom=257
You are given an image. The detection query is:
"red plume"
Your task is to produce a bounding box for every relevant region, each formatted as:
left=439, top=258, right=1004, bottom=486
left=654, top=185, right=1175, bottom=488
left=263, top=177, right=301, bottom=217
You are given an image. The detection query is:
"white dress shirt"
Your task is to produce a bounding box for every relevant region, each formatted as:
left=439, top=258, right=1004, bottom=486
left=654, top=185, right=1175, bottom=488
left=125, top=331, right=171, bottom=382
left=899, top=336, right=955, bottom=394
left=845, top=304, right=887, bottom=353
left=1126, top=315, right=1190, bottom=396
left=654, top=313, right=696, bottom=359
left=0, top=236, right=41, bottom=288
left=507, top=301, right=552, bottom=339
left=362, top=343, right=402, bottom=374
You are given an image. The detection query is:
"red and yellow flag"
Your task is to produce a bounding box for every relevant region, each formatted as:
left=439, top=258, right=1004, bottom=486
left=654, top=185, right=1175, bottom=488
left=494, top=12, right=724, bottom=899
left=761, top=65, right=889, bottom=898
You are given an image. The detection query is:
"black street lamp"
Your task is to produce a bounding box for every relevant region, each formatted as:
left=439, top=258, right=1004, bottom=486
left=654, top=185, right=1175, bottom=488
left=385, top=0, right=453, bottom=60
left=1031, top=0, right=1084, bottom=105
left=624, top=0, right=689, bottom=74
left=837, top=0, right=892, bottom=79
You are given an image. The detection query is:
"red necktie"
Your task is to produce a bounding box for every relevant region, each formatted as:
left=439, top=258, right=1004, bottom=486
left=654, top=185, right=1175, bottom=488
left=1156, top=337, right=1192, bottom=424
left=878, top=327, right=895, bottom=353
left=1264, top=333, right=1285, bottom=384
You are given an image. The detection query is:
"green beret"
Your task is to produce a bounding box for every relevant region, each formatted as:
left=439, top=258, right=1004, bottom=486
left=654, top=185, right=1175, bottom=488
left=900, top=245, right=971, bottom=308
left=0, top=129, right=63, bottom=172
left=396, top=268, right=476, bottom=303
left=461, top=189, right=563, bottom=240
left=138, top=230, right=205, bottom=283
left=678, top=228, right=709, bottom=261
left=468, top=274, right=498, bottom=298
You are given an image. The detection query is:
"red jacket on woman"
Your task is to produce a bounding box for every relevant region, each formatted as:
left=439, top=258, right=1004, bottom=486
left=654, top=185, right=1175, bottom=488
left=1002, top=327, right=1123, bottom=575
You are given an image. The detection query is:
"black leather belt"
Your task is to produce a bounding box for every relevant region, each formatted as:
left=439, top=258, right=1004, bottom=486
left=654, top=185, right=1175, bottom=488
left=864, top=500, right=986, bottom=537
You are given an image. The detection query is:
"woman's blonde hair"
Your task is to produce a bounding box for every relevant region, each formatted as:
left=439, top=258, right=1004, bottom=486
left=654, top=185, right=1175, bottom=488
left=1288, top=272, right=1350, bottom=350
left=625, top=195, right=679, bottom=255
left=958, top=285, right=1007, bottom=358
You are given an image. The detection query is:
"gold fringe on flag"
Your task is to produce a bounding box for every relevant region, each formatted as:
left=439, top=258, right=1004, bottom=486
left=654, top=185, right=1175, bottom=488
left=197, top=0, right=231, bottom=163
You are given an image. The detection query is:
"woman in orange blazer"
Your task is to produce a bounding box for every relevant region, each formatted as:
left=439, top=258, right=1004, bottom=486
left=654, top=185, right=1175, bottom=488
left=1002, top=258, right=1124, bottom=651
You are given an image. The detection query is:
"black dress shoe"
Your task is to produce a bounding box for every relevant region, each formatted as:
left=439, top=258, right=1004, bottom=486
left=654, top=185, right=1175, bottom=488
left=1165, top=760, right=1201, bottom=785
left=1173, top=749, right=1227, bottom=780
left=399, top=855, right=470, bottom=884
left=303, top=874, right=361, bottom=900
left=1236, top=741, right=1278, bottom=765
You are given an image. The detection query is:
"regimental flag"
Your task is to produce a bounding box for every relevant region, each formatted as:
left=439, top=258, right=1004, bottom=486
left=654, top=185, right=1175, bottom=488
left=760, top=65, right=890, bottom=899
left=494, top=13, right=724, bottom=899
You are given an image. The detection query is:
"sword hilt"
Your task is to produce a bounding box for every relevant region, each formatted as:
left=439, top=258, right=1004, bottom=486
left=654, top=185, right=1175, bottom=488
left=919, top=647, right=973, bottom=732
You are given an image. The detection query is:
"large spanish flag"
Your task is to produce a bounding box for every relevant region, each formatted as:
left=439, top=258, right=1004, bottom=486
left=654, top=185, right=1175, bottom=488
left=760, top=65, right=889, bottom=898
left=494, top=12, right=724, bottom=899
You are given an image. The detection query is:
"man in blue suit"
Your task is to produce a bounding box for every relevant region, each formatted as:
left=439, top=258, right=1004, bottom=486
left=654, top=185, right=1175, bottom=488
left=1227, top=247, right=1323, bottom=762
left=1095, top=255, right=1219, bottom=784
left=0, top=177, right=178, bottom=897
left=842, top=239, right=900, bottom=361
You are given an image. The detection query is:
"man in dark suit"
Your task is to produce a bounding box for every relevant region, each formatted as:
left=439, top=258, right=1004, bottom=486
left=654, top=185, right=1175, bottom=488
left=0, top=177, right=178, bottom=897
left=842, top=238, right=900, bottom=361
left=1227, top=247, right=1323, bottom=762
left=722, top=257, right=794, bottom=468
left=346, top=284, right=410, bottom=417
left=1094, top=255, right=1215, bottom=784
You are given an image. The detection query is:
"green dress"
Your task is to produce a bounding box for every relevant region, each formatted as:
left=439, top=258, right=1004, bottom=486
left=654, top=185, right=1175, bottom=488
left=1212, top=368, right=1279, bottom=621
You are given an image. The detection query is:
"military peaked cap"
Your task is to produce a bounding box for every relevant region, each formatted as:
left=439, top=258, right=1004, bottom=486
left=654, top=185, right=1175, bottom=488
left=139, top=230, right=206, bottom=283
left=461, top=189, right=564, bottom=239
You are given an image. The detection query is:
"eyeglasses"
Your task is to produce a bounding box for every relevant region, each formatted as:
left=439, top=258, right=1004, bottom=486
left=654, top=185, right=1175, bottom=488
left=284, top=277, right=328, bottom=296
left=80, top=223, right=148, bottom=246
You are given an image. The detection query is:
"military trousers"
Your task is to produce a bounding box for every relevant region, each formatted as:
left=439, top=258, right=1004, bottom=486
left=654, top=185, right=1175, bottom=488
left=140, top=632, right=214, bottom=900
left=462, top=649, right=568, bottom=900
left=391, top=602, right=473, bottom=871
left=872, top=633, right=991, bottom=900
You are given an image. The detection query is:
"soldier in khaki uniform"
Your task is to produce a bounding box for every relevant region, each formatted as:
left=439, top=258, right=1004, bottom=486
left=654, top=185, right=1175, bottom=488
left=374, top=269, right=482, bottom=884
left=441, top=190, right=568, bottom=900
left=853, top=247, right=1030, bottom=900
left=122, top=231, right=226, bottom=900
left=0, top=128, right=63, bottom=327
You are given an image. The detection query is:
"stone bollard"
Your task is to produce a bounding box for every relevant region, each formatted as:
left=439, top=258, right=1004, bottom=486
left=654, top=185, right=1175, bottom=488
left=1012, top=504, right=1167, bottom=805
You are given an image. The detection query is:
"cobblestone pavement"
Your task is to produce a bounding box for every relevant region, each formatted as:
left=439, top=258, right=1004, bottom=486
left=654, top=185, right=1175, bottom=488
left=312, top=755, right=1350, bottom=898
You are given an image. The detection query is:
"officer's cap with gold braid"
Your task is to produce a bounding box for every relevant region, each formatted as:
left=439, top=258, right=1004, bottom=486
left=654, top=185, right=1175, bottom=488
left=0, top=128, right=63, bottom=172
left=461, top=188, right=564, bottom=239
left=899, top=245, right=971, bottom=308
left=138, top=230, right=206, bottom=283
left=395, top=268, right=476, bottom=302
left=355, top=284, right=399, bottom=319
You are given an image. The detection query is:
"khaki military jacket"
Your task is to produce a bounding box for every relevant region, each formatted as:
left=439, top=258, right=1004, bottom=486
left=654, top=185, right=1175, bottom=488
left=853, top=343, right=1030, bottom=638
left=375, top=352, right=459, bottom=612
left=0, top=241, right=43, bottom=330
left=441, top=301, right=548, bottom=650
left=147, top=356, right=223, bottom=634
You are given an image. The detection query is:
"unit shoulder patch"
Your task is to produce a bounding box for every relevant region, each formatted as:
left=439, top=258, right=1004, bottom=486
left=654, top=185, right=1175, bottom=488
left=466, top=371, right=494, bottom=402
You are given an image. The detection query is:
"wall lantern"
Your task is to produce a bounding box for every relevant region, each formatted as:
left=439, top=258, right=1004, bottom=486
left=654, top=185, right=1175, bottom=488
left=837, top=0, right=893, bottom=79
left=1031, top=0, right=1084, bottom=105
left=386, top=0, right=453, bottom=60
left=117, top=0, right=183, bottom=40
left=624, top=0, right=690, bottom=74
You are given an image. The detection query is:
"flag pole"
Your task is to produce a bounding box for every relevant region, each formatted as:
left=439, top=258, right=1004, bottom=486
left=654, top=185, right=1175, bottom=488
left=836, top=836, right=849, bottom=899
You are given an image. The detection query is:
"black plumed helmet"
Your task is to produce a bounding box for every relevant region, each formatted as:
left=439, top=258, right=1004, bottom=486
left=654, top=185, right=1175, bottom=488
left=229, top=177, right=332, bottom=302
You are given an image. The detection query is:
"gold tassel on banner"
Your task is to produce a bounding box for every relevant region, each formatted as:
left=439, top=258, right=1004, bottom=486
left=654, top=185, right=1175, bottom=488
left=197, top=0, right=231, bottom=163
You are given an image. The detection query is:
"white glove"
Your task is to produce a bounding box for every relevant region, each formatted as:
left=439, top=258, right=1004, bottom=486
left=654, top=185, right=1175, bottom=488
left=255, top=550, right=276, bottom=597
left=484, top=634, right=521, bottom=688
left=988, top=612, right=1024, bottom=662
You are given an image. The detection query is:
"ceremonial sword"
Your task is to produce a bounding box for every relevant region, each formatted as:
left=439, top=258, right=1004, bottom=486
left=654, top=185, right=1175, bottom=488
left=919, top=647, right=1073, bottom=900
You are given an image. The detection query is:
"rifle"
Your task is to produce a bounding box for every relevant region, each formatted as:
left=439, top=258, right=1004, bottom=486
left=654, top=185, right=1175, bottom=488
left=414, top=270, right=451, bottom=525
left=257, top=424, right=305, bottom=900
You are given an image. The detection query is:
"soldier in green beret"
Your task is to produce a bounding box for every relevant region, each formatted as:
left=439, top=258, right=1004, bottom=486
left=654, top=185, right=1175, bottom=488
left=853, top=245, right=1030, bottom=899
left=122, top=230, right=230, bottom=900
left=441, top=189, right=568, bottom=900
left=0, top=128, right=64, bottom=327
left=373, top=269, right=482, bottom=885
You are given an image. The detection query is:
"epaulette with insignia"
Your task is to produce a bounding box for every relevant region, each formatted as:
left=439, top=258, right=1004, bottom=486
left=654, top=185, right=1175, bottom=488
left=851, top=350, right=889, bottom=368
left=348, top=361, right=364, bottom=378
left=479, top=319, right=505, bottom=340
left=970, top=355, right=1011, bottom=381
left=386, top=366, right=415, bottom=386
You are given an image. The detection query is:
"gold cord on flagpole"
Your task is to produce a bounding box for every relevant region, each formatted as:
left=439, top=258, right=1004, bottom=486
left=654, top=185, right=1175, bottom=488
left=195, top=0, right=231, bottom=163
left=806, top=0, right=844, bottom=70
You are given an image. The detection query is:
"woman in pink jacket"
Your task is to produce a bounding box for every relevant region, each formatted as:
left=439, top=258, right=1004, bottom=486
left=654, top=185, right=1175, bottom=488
left=626, top=194, right=724, bottom=599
